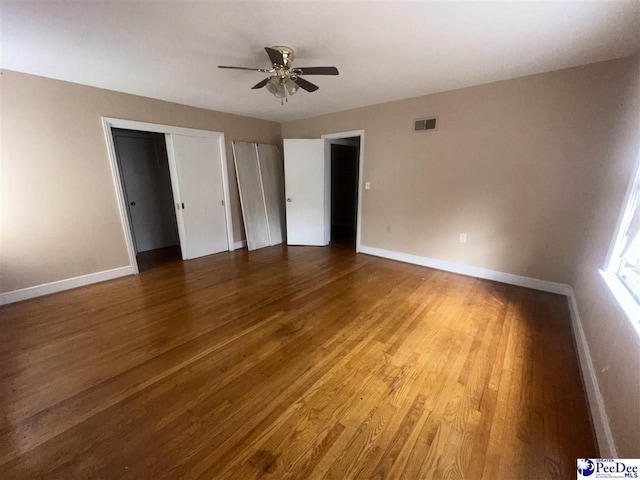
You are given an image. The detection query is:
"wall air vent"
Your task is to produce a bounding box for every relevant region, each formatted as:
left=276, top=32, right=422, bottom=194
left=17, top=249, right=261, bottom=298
left=414, top=117, right=437, bottom=132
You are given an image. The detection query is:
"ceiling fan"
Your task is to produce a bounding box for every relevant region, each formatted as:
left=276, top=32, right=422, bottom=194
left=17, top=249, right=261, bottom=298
left=218, top=46, right=339, bottom=103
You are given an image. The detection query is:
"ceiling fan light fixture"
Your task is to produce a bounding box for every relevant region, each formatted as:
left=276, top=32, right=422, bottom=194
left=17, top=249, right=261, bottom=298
left=266, top=77, right=285, bottom=98
left=285, top=78, right=299, bottom=95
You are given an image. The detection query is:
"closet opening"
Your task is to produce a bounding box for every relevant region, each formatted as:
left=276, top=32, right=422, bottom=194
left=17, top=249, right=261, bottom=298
left=111, top=128, right=181, bottom=272
left=329, top=137, right=360, bottom=249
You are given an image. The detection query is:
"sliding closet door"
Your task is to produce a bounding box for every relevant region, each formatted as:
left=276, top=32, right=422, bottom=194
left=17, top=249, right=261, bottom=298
left=257, top=144, right=286, bottom=245
left=233, top=142, right=271, bottom=250
left=167, top=134, right=229, bottom=259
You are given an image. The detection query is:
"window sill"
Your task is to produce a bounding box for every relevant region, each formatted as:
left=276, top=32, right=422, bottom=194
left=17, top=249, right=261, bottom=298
left=599, top=269, right=640, bottom=338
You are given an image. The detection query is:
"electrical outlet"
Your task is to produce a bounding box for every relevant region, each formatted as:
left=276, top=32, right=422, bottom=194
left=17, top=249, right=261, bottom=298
left=459, top=233, right=467, bottom=243
left=365, top=181, right=371, bottom=190
left=386, top=225, right=391, bottom=233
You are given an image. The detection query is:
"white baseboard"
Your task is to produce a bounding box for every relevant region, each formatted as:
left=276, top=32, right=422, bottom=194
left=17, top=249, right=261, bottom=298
left=566, top=287, right=618, bottom=457
left=0, top=266, right=135, bottom=306
left=358, top=245, right=571, bottom=295
left=2, top=239, right=249, bottom=305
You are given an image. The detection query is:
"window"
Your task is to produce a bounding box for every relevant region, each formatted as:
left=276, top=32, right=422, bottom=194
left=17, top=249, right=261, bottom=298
left=602, top=156, right=640, bottom=327
left=615, top=206, right=640, bottom=301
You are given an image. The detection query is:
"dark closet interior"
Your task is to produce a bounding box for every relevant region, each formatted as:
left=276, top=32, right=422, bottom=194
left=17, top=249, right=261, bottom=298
left=112, top=128, right=181, bottom=271
left=330, top=138, right=360, bottom=247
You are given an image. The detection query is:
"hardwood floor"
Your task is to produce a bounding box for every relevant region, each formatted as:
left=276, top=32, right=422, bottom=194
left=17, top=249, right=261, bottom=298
left=0, top=245, right=596, bottom=479
left=137, top=245, right=182, bottom=272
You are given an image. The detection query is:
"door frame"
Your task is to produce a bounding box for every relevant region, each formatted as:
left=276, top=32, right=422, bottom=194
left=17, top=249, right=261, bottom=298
left=102, top=117, right=235, bottom=274
left=321, top=130, right=365, bottom=253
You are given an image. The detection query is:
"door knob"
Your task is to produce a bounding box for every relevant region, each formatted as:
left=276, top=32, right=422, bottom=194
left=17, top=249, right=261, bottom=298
left=287, top=198, right=292, bottom=202
left=130, top=201, right=136, bottom=206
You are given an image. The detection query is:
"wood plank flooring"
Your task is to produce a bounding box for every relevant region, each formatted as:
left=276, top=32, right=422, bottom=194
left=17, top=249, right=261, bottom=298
left=0, top=245, right=596, bottom=479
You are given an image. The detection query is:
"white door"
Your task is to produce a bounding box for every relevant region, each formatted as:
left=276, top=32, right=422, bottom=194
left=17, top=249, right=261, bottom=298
left=257, top=143, right=286, bottom=246
left=283, top=139, right=329, bottom=246
left=233, top=142, right=271, bottom=251
left=167, top=134, right=229, bottom=259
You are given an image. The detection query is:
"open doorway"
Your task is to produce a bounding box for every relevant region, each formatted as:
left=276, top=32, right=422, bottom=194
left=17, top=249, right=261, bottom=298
left=282, top=130, right=363, bottom=250
left=329, top=137, right=360, bottom=249
left=111, top=128, right=181, bottom=271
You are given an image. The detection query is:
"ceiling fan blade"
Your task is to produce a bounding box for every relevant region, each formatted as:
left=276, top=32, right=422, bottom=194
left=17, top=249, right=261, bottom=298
left=295, top=66, right=339, bottom=76
left=265, top=47, right=285, bottom=66
left=251, top=77, right=272, bottom=89
left=294, top=77, right=319, bottom=93
left=218, top=66, right=271, bottom=73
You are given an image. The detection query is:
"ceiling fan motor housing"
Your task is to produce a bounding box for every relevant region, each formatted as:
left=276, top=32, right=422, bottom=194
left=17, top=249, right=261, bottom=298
left=271, top=46, right=294, bottom=68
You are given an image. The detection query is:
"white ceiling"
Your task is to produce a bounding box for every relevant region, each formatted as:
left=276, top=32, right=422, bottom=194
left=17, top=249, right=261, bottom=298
left=2, top=1, right=639, bottom=122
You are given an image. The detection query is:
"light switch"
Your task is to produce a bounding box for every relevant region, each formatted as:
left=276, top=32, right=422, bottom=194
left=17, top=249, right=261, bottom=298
left=365, top=181, right=371, bottom=190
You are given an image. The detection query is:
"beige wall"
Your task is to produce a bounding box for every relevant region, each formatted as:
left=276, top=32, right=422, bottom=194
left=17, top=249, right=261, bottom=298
left=282, top=57, right=638, bottom=285
left=0, top=70, right=281, bottom=293
left=570, top=55, right=640, bottom=457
